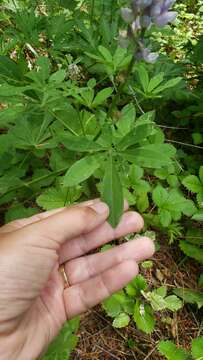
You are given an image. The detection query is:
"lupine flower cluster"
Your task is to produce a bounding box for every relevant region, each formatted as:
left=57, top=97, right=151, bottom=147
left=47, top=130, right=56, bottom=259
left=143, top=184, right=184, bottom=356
left=120, top=0, right=177, bottom=63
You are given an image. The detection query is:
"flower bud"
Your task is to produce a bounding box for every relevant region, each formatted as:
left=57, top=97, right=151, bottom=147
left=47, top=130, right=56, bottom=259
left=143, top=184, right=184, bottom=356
left=140, top=15, right=151, bottom=28
left=136, top=47, right=159, bottom=63
left=155, top=11, right=177, bottom=27
left=132, top=0, right=153, bottom=13
left=121, top=7, right=134, bottom=23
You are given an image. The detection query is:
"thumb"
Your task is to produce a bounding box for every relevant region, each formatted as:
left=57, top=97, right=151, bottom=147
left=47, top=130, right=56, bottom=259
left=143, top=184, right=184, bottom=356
left=13, top=202, right=109, bottom=249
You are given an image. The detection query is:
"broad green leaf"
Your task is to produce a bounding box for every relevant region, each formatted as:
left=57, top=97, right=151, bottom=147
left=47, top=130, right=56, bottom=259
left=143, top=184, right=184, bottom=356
left=145, top=292, right=168, bottom=311
left=182, top=175, right=202, bottom=193
left=60, top=133, right=103, bottom=152
left=147, top=72, right=164, bottom=93
left=37, top=186, right=82, bottom=210
left=153, top=77, right=182, bottom=94
left=173, top=288, right=203, bottom=309
left=122, top=144, right=176, bottom=169
left=159, top=209, right=172, bottom=227
left=101, top=155, right=124, bottom=228
left=126, top=275, right=147, bottom=297
left=5, top=205, right=38, bottom=224
left=164, top=295, right=182, bottom=311
left=191, top=337, right=203, bottom=359
left=137, top=65, right=149, bottom=93
left=102, top=291, right=124, bottom=317
left=42, top=318, right=80, bottom=360
left=152, top=185, right=168, bottom=207
left=113, top=313, right=130, bottom=328
left=130, top=165, right=144, bottom=182
left=133, top=301, right=155, bottom=334
left=179, top=241, right=203, bottom=265
left=63, top=155, right=101, bottom=187
left=154, top=286, right=167, bottom=298
left=158, top=341, right=191, bottom=360
left=144, top=291, right=182, bottom=312
left=92, top=87, right=113, bottom=108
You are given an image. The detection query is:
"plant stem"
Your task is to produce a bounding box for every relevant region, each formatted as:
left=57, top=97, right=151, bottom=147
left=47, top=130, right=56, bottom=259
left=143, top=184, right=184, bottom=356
left=108, top=58, right=135, bottom=117
left=90, top=0, right=95, bottom=25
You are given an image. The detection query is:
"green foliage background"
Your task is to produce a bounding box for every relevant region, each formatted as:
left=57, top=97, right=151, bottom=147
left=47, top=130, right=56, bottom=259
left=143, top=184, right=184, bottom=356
left=0, top=0, right=203, bottom=358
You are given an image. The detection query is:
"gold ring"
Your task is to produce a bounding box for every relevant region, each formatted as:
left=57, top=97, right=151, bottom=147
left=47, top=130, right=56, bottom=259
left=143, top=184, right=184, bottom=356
left=59, top=264, right=70, bottom=289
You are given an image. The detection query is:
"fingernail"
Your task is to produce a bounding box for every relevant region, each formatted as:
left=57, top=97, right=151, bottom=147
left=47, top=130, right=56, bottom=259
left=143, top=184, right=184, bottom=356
left=90, top=202, right=109, bottom=214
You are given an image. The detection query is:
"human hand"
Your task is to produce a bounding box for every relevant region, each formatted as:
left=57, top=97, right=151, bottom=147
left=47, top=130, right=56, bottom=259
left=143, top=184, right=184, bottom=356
left=0, top=199, right=154, bottom=360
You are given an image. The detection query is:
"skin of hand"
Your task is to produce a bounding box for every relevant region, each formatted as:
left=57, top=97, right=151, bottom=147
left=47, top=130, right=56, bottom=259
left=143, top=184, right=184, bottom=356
left=0, top=199, right=155, bottom=360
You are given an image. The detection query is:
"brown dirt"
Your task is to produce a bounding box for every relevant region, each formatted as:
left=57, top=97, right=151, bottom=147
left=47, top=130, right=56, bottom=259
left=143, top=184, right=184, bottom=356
left=71, top=241, right=203, bottom=360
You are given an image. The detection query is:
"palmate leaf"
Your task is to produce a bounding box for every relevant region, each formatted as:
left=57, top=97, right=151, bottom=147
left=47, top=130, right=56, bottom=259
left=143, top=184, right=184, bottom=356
left=122, top=144, right=176, bottom=169
left=101, top=155, right=124, bottom=228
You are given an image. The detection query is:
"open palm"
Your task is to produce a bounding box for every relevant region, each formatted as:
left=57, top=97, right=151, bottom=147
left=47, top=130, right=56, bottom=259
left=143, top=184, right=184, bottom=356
left=0, top=199, right=154, bottom=360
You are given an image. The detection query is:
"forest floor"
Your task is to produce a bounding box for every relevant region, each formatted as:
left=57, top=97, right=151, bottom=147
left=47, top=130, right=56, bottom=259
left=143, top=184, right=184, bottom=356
left=71, top=239, right=203, bottom=359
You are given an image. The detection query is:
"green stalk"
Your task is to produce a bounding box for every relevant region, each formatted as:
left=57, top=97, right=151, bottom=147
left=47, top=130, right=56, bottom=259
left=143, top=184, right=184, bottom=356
left=90, top=0, right=95, bottom=25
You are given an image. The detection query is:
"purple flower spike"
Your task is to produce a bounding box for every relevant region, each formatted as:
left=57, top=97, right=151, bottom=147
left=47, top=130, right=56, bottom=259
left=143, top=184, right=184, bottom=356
left=155, top=11, right=177, bottom=27
left=136, top=47, right=159, bottom=63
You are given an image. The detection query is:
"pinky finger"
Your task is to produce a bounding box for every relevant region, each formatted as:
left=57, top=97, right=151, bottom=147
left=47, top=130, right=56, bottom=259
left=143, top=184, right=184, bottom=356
left=64, top=260, right=139, bottom=319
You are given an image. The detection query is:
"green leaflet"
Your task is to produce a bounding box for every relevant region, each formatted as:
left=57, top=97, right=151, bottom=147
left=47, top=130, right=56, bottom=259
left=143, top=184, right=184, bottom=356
left=63, top=155, right=102, bottom=187
left=122, top=144, right=176, bottom=169
left=117, top=122, right=153, bottom=150
left=92, top=87, right=113, bottom=107
left=137, top=64, right=149, bottom=93
left=60, top=133, right=103, bottom=152
left=101, top=155, right=124, bottom=228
